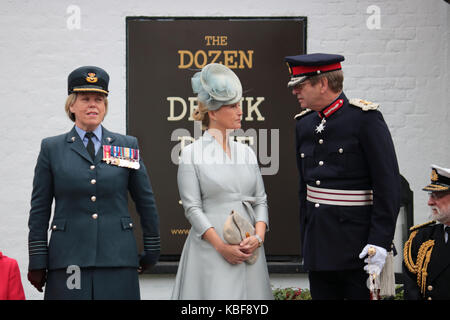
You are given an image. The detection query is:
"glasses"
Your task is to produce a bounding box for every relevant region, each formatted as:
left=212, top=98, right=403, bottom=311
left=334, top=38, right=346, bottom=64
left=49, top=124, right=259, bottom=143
left=428, top=191, right=450, bottom=200
left=293, top=81, right=311, bottom=91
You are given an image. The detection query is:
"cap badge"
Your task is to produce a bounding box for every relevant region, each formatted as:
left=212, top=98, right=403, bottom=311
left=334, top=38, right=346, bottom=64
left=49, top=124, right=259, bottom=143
left=431, top=169, right=438, bottom=182
left=86, top=73, right=98, bottom=83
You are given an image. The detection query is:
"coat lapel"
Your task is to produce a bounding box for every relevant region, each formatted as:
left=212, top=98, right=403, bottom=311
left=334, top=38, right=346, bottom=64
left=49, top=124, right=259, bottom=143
left=428, top=226, right=450, bottom=283
left=66, top=126, right=93, bottom=164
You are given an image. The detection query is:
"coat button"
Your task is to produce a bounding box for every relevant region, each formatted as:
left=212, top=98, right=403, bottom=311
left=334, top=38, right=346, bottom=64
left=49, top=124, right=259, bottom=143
left=315, top=203, right=320, bottom=208
left=316, top=180, right=321, bottom=186
left=90, top=179, right=96, bottom=185
left=300, top=153, right=305, bottom=158
left=129, top=223, right=133, bottom=227
left=319, top=139, right=324, bottom=144
left=319, top=161, right=324, bottom=166
left=427, top=285, right=433, bottom=291
left=427, top=297, right=432, bottom=300
left=52, top=225, right=57, bottom=230
left=92, top=213, right=98, bottom=219
left=90, top=165, right=95, bottom=170
left=338, top=148, right=344, bottom=154
left=91, top=196, right=96, bottom=202
left=178, top=200, right=183, bottom=205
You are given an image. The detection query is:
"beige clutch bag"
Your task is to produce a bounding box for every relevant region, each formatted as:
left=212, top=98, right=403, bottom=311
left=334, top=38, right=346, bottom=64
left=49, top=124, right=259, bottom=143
left=223, top=210, right=258, bottom=264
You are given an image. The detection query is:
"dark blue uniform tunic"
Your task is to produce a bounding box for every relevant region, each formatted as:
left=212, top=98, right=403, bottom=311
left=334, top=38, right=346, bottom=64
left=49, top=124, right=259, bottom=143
left=295, top=92, right=401, bottom=271
left=28, top=126, right=160, bottom=299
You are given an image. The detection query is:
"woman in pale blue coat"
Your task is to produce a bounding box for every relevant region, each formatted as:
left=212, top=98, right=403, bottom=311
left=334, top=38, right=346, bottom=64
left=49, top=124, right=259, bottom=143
left=171, top=63, right=273, bottom=299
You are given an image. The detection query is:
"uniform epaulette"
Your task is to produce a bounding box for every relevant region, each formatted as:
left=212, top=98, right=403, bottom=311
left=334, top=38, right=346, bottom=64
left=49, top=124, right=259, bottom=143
left=294, top=108, right=313, bottom=120
left=409, top=220, right=436, bottom=232
left=349, top=98, right=379, bottom=111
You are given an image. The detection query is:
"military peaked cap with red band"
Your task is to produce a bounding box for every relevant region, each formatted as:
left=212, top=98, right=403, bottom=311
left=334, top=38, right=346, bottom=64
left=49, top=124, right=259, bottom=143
left=68, top=66, right=109, bottom=95
left=284, top=53, right=345, bottom=87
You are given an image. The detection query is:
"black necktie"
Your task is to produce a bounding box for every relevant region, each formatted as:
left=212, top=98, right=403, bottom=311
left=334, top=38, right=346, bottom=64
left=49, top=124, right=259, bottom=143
left=85, top=132, right=95, bottom=161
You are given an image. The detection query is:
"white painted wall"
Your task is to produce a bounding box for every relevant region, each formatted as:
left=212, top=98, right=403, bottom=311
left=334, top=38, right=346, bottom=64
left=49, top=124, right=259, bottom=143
left=0, top=0, right=448, bottom=300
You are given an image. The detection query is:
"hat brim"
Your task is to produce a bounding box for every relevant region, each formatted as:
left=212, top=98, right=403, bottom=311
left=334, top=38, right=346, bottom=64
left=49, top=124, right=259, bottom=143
left=72, top=86, right=109, bottom=95
left=287, top=76, right=308, bottom=88
left=422, top=183, right=450, bottom=192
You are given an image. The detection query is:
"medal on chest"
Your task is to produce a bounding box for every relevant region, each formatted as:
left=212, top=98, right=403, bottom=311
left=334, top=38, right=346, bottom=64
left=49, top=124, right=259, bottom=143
left=102, top=145, right=140, bottom=169
left=315, top=118, right=326, bottom=134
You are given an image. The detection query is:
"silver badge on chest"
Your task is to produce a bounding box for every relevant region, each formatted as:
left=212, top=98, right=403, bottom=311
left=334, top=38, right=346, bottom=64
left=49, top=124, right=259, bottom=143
left=315, top=118, right=326, bottom=134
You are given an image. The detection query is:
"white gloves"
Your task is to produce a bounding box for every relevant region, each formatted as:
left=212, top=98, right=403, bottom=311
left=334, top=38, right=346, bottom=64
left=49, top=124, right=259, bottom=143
left=359, top=244, right=387, bottom=275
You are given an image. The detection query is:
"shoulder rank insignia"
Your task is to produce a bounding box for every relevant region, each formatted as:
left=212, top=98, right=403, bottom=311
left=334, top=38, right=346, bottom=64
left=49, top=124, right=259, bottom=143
left=409, top=220, right=436, bottom=232
left=294, top=108, right=313, bottom=120
left=349, top=98, right=379, bottom=111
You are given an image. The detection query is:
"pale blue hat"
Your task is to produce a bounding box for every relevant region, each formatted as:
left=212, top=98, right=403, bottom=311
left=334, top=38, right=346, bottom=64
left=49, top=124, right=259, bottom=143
left=191, top=63, right=242, bottom=111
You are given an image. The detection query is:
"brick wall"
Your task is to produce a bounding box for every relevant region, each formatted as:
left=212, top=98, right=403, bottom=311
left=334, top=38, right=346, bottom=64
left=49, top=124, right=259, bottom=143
left=0, top=0, right=448, bottom=299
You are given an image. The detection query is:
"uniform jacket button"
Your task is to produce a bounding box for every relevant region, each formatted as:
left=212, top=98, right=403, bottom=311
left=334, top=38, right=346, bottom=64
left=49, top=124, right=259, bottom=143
left=427, top=285, right=433, bottom=291
left=315, top=203, right=320, bottom=208
left=300, top=153, right=305, bottom=158
left=319, top=161, right=324, bottom=166
left=427, top=297, right=432, bottom=300
left=319, top=139, right=324, bottom=144
left=90, top=165, right=95, bottom=170
left=91, top=196, right=96, bottom=202
left=338, top=148, right=344, bottom=154
left=92, top=213, right=98, bottom=219
left=52, top=225, right=57, bottom=230
left=91, top=179, right=96, bottom=185
left=316, top=180, right=321, bottom=186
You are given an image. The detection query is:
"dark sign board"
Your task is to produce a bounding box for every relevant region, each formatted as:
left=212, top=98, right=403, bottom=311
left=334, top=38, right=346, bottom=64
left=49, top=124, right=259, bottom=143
left=126, top=17, right=306, bottom=263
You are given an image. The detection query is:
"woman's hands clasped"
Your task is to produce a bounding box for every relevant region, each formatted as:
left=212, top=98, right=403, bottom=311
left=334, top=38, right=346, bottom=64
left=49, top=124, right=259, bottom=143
left=218, top=235, right=261, bottom=265
left=202, top=227, right=263, bottom=265
left=218, top=243, right=252, bottom=265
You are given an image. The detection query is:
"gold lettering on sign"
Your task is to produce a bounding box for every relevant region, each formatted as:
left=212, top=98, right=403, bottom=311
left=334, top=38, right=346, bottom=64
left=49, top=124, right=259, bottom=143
left=204, top=36, right=228, bottom=46
left=178, top=50, right=254, bottom=69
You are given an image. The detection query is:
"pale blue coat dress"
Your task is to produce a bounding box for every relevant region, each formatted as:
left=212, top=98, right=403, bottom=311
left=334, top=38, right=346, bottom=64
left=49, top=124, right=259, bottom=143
left=171, top=131, right=273, bottom=300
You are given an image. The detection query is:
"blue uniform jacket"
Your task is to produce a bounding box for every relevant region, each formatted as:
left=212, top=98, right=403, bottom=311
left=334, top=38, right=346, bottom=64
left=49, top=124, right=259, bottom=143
left=295, top=92, right=400, bottom=271
left=28, top=126, right=160, bottom=271
left=403, top=222, right=450, bottom=300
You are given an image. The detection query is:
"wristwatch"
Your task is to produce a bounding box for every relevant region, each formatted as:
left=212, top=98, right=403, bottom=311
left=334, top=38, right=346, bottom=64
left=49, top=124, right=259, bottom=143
left=255, top=234, right=263, bottom=247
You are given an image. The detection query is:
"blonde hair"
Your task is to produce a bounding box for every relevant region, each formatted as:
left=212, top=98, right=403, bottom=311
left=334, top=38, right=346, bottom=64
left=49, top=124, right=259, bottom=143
left=65, top=93, right=108, bottom=122
left=192, top=101, right=210, bottom=130
left=309, top=69, right=344, bottom=93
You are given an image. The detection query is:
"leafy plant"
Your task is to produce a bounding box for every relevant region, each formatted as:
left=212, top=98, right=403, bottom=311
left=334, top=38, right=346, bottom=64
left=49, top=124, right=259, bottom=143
left=272, top=285, right=404, bottom=300
left=272, top=287, right=311, bottom=300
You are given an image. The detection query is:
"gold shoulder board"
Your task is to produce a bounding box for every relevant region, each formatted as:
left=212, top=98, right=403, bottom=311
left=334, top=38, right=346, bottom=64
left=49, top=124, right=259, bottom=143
left=349, top=98, right=379, bottom=111
left=409, top=220, right=436, bottom=232
left=294, top=108, right=313, bottom=120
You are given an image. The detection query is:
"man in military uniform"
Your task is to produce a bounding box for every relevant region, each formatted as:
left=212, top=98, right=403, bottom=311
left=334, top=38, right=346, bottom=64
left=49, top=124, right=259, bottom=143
left=285, top=53, right=400, bottom=299
left=403, top=165, right=450, bottom=300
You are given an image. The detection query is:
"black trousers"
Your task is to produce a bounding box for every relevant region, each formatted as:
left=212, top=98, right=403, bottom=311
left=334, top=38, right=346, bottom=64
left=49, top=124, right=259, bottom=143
left=44, top=267, right=140, bottom=300
left=308, top=269, right=370, bottom=300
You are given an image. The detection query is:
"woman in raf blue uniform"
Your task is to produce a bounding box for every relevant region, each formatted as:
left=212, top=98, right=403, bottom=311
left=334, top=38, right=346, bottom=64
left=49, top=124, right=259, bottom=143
left=284, top=53, right=401, bottom=299
left=27, top=66, right=160, bottom=300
